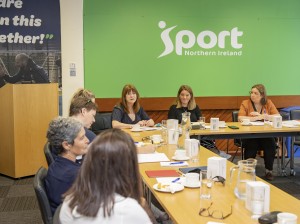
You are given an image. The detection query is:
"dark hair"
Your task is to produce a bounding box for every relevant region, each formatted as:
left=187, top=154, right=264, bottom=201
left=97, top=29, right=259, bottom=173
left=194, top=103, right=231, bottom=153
left=119, top=84, right=140, bottom=114
left=251, top=84, right=268, bottom=105
left=174, top=85, right=196, bottom=110
left=64, top=129, right=142, bottom=217
left=46, top=117, right=83, bottom=155
left=69, top=97, right=98, bottom=116
left=16, top=53, right=30, bottom=62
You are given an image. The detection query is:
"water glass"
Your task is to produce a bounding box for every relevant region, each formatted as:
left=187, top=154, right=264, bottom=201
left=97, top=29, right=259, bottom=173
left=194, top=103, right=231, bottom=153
left=200, top=170, right=213, bottom=199
left=161, top=120, right=167, bottom=129
left=199, top=117, right=205, bottom=130
left=161, top=120, right=168, bottom=145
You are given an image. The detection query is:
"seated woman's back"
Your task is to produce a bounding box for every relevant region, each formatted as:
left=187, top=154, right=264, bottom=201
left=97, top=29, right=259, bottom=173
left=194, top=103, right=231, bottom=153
left=59, top=129, right=152, bottom=224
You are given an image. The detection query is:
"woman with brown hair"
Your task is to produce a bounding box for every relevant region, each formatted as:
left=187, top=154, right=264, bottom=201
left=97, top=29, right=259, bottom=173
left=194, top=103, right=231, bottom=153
left=238, top=84, right=280, bottom=180
left=69, top=89, right=98, bottom=143
left=168, top=85, right=201, bottom=122
left=112, top=84, right=154, bottom=129
left=59, top=129, right=153, bottom=223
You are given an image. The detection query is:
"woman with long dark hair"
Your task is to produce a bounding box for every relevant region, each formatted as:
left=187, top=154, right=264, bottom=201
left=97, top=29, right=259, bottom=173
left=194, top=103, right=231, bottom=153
left=59, top=129, right=153, bottom=223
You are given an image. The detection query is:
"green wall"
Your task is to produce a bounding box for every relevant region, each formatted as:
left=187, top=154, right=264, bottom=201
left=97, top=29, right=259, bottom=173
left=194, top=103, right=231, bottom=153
left=84, top=0, right=300, bottom=98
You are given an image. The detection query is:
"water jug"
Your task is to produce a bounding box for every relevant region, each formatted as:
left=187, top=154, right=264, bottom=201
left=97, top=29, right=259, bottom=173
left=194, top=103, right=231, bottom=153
left=177, top=112, right=191, bottom=150
left=230, top=158, right=257, bottom=199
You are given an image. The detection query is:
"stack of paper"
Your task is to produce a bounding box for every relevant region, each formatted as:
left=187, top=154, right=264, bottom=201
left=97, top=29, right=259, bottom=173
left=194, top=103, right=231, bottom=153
left=282, top=120, right=300, bottom=128
left=138, top=153, right=170, bottom=163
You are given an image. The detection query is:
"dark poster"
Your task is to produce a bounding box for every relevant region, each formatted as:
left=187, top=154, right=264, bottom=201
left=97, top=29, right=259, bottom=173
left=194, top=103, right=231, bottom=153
left=0, top=0, right=61, bottom=88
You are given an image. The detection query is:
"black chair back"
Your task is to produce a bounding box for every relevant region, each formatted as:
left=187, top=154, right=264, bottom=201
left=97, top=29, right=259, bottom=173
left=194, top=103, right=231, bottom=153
left=290, top=110, right=300, bottom=144
left=33, top=167, right=53, bottom=224
left=232, top=111, right=242, bottom=147
left=91, top=112, right=112, bottom=135
left=44, top=142, right=55, bottom=166
left=230, top=111, right=244, bottom=161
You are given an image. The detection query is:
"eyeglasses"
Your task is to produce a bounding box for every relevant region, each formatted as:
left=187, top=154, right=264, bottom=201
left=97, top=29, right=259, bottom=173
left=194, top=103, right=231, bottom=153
left=142, top=136, right=153, bottom=144
left=199, top=202, right=232, bottom=220
left=212, top=176, right=226, bottom=185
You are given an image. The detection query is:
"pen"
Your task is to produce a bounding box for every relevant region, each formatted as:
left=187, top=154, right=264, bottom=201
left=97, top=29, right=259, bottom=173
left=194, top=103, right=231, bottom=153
left=172, top=177, right=180, bottom=183
left=170, top=161, right=184, bottom=165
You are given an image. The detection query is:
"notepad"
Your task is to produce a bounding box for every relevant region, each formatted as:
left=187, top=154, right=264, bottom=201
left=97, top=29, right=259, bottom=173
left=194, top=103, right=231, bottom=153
left=138, top=153, right=170, bottom=163
left=145, top=170, right=180, bottom=178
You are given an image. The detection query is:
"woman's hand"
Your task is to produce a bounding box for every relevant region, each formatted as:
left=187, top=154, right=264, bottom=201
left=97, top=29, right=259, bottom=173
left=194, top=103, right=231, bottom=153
left=250, top=112, right=260, bottom=116
left=138, top=120, right=154, bottom=127
left=138, top=120, right=147, bottom=126
left=249, top=111, right=265, bottom=121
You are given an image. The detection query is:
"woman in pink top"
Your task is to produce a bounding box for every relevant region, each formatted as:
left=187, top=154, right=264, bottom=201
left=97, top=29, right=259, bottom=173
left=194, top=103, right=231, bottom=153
left=238, top=84, right=280, bottom=181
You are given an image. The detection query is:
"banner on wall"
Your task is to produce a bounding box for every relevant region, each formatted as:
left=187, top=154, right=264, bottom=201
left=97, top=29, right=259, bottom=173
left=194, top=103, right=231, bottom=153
left=158, top=20, right=244, bottom=58
left=84, top=0, right=300, bottom=97
left=0, top=0, right=61, bottom=88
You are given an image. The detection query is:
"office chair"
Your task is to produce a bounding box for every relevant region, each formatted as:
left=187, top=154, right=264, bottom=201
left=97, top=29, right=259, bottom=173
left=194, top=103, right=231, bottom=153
left=44, top=142, right=55, bottom=166
left=91, top=112, right=112, bottom=135
left=33, top=167, right=53, bottom=224
left=287, top=110, right=300, bottom=164
left=230, top=111, right=244, bottom=161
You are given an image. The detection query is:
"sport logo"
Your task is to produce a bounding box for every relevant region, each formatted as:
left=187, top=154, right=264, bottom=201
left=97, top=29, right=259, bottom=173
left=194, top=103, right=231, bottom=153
left=158, top=21, right=243, bottom=58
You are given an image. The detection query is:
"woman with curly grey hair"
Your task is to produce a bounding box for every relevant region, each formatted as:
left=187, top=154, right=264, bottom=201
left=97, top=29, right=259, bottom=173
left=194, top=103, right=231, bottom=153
left=45, top=117, right=89, bottom=214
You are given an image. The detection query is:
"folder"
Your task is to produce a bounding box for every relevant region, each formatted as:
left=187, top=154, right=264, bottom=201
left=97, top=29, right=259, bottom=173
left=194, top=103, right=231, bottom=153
left=179, top=166, right=207, bottom=174
left=145, top=170, right=180, bottom=178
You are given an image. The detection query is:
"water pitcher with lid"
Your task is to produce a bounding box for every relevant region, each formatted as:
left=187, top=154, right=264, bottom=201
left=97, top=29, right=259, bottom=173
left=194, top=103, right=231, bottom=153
left=230, top=158, right=257, bottom=199
left=177, top=112, right=191, bottom=150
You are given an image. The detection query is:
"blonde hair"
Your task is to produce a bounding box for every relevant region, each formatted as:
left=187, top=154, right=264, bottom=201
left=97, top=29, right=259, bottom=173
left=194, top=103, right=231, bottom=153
left=174, top=85, right=196, bottom=110
left=69, top=88, right=98, bottom=116
left=71, top=88, right=95, bottom=101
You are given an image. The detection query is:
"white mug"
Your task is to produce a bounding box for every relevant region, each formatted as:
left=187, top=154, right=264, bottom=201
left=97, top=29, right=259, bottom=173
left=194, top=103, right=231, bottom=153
left=277, top=212, right=298, bottom=224
left=185, top=173, right=200, bottom=186
left=242, top=118, right=250, bottom=125
left=131, top=124, right=141, bottom=131
left=174, top=149, right=187, bottom=159
left=152, top=134, right=162, bottom=144
left=219, top=121, right=226, bottom=127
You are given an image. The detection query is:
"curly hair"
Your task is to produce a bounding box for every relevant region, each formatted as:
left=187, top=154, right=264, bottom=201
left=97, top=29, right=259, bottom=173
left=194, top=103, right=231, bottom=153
left=46, top=117, right=83, bottom=155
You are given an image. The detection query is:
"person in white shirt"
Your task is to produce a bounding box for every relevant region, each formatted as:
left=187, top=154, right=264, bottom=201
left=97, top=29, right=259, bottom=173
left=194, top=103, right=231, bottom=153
left=59, top=129, right=154, bottom=224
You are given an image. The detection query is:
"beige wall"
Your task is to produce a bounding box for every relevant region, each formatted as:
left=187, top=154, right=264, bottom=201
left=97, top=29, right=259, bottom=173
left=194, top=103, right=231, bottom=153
left=60, top=0, right=84, bottom=116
